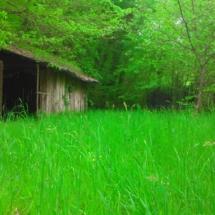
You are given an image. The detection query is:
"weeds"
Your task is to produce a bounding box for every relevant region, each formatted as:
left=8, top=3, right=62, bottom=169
left=0, top=110, right=215, bottom=214
left=2, top=99, right=29, bottom=121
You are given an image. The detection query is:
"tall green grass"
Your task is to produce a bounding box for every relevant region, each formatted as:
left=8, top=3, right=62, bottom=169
left=0, top=110, right=215, bottom=214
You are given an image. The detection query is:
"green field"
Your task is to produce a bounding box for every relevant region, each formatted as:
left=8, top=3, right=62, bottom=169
left=0, top=110, right=215, bottom=215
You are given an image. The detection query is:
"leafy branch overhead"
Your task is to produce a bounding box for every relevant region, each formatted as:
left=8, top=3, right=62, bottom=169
left=0, top=0, right=131, bottom=55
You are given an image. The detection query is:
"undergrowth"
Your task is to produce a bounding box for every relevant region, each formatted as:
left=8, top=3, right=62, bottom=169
left=0, top=110, right=215, bottom=214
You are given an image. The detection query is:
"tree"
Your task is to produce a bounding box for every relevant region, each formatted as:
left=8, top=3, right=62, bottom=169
left=177, top=0, right=215, bottom=113
left=110, top=0, right=188, bottom=108
left=147, top=0, right=215, bottom=113
left=0, top=0, right=130, bottom=61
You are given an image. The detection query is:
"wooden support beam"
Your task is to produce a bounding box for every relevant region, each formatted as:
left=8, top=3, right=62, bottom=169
left=37, top=92, right=50, bottom=95
left=36, top=64, right=39, bottom=112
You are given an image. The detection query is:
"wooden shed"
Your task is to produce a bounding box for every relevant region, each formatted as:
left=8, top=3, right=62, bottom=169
left=0, top=46, right=98, bottom=115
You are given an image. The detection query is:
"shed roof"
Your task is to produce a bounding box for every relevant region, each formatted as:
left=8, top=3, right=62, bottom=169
left=3, top=46, right=98, bottom=83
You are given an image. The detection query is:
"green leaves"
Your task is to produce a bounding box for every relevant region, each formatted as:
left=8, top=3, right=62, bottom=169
left=1, top=0, right=215, bottom=110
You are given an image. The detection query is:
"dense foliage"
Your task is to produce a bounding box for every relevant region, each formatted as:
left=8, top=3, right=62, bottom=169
left=1, top=0, right=215, bottom=112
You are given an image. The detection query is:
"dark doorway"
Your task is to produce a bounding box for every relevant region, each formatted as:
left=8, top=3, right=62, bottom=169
left=1, top=51, right=37, bottom=115
left=3, top=70, right=36, bottom=113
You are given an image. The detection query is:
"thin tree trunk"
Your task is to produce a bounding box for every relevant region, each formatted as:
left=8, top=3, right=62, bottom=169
left=171, top=66, right=177, bottom=106
left=195, top=68, right=205, bottom=114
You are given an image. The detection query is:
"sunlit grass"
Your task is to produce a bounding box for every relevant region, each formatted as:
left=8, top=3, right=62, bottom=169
left=0, top=110, right=215, bottom=214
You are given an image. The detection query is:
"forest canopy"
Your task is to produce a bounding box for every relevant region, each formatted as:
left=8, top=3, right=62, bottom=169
left=1, top=0, right=215, bottom=113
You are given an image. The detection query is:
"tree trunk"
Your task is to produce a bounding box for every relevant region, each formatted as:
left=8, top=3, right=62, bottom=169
left=171, top=67, right=177, bottom=106
left=195, top=67, right=205, bottom=114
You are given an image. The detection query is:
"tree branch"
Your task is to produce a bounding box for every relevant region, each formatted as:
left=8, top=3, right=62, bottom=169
left=202, top=52, right=215, bottom=67
left=170, top=39, right=192, bottom=51
left=1, top=1, right=28, bottom=15
left=0, top=7, right=27, bottom=15
left=177, top=0, right=202, bottom=66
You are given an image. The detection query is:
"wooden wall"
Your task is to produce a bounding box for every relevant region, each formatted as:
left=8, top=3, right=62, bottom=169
left=0, top=50, right=88, bottom=115
left=39, top=68, right=86, bottom=113
left=0, top=61, right=3, bottom=115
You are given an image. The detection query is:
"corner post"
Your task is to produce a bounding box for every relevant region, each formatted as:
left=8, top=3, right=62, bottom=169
left=36, top=63, right=40, bottom=112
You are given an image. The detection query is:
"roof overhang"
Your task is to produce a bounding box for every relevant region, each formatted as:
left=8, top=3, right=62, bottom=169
left=2, top=46, right=98, bottom=83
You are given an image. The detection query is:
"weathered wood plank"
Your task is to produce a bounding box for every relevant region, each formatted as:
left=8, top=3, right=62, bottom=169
left=47, top=68, right=53, bottom=112
left=39, top=68, right=86, bottom=113
left=39, top=69, right=48, bottom=112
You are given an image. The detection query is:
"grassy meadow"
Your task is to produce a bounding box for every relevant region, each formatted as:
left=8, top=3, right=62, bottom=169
left=0, top=110, right=215, bottom=215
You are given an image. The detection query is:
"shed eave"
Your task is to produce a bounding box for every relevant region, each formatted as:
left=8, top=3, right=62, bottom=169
left=2, top=46, right=98, bottom=83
